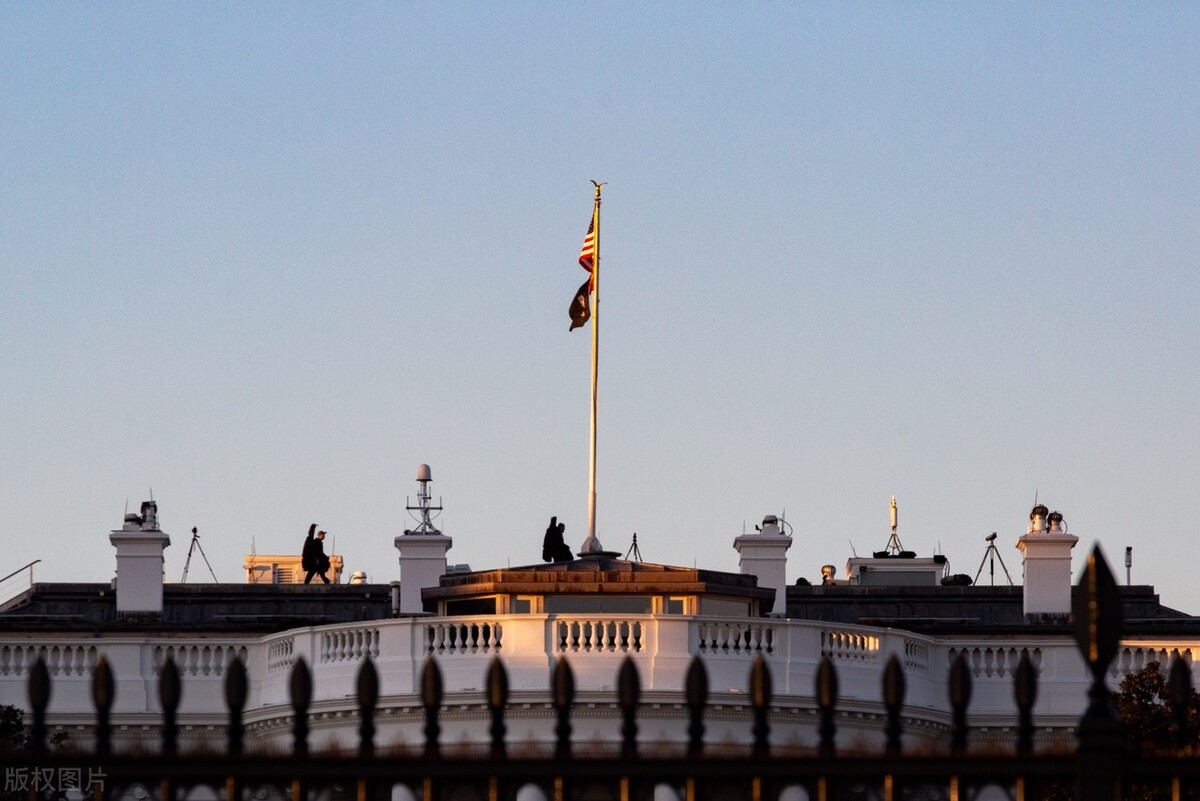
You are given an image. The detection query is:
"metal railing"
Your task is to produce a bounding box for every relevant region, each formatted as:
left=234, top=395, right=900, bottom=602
left=0, top=559, right=39, bottom=607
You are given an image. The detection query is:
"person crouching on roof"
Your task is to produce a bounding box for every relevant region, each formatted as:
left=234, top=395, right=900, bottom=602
left=302, top=524, right=332, bottom=585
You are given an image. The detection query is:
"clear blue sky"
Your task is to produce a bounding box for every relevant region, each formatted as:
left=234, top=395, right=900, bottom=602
left=2, top=5, right=1198, bottom=608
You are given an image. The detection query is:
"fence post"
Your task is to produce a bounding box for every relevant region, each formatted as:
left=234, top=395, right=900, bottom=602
left=225, top=657, right=248, bottom=801
left=553, top=657, right=575, bottom=801
left=289, top=657, right=312, bottom=757
left=159, top=656, right=181, bottom=756
left=619, top=656, right=640, bottom=759
left=816, top=655, right=837, bottom=759
left=288, top=657, right=312, bottom=801
left=28, top=656, right=50, bottom=755
left=948, top=652, right=971, bottom=756
left=883, top=655, right=905, bottom=758
left=1014, top=648, right=1038, bottom=766
left=358, top=657, right=379, bottom=755
left=686, top=656, right=708, bottom=757
left=553, top=657, right=575, bottom=759
left=92, top=656, right=115, bottom=759
left=1072, top=546, right=1124, bottom=801
left=750, top=654, right=772, bottom=757
left=226, top=657, right=248, bottom=756
left=487, top=656, right=509, bottom=758
left=422, top=655, right=443, bottom=757
left=1168, top=655, right=1192, bottom=749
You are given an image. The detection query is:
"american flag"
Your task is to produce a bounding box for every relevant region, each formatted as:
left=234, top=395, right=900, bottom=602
left=578, top=212, right=596, bottom=274
left=570, top=206, right=597, bottom=330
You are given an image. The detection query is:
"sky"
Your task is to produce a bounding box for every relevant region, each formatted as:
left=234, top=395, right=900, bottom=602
left=2, top=5, right=1198, bottom=610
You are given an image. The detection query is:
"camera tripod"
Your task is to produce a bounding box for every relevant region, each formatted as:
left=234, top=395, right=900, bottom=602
left=973, top=532, right=1013, bottom=586
left=182, top=526, right=219, bottom=583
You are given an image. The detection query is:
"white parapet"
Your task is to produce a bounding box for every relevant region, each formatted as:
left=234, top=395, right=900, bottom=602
left=5, top=615, right=1198, bottom=753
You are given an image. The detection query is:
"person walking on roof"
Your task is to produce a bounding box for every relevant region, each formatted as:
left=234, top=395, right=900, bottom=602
left=302, top=524, right=332, bottom=585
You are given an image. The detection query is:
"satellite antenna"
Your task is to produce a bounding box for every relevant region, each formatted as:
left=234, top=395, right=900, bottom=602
left=404, top=464, right=443, bottom=535
left=973, top=532, right=1013, bottom=586
left=624, top=533, right=643, bottom=561
left=181, top=526, right=219, bottom=583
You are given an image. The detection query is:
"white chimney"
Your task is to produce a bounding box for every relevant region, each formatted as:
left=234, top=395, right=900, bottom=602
left=734, top=515, right=792, bottom=616
left=394, top=465, right=452, bottom=614
left=109, top=500, right=171, bottom=618
left=1016, top=504, right=1078, bottom=618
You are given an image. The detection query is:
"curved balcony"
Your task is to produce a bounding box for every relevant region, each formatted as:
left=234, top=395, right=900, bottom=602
left=5, top=614, right=1198, bottom=752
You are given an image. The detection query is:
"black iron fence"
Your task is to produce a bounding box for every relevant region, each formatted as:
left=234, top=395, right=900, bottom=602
left=2, top=548, right=1199, bottom=801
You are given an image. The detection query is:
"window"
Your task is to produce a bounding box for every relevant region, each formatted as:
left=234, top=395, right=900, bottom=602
left=445, top=597, right=497, bottom=616
left=699, top=597, right=750, bottom=618
left=664, top=597, right=687, bottom=615
left=544, top=596, right=652, bottom=614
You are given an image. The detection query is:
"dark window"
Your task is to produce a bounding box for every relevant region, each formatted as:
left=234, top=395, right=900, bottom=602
left=698, top=598, right=750, bottom=618
left=544, top=596, right=652, bottom=614
left=445, top=597, right=497, bottom=616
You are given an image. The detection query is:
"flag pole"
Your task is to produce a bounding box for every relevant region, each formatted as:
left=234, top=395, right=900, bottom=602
left=586, top=181, right=603, bottom=551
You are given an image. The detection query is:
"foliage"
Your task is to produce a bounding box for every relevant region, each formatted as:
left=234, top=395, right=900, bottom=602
left=0, top=703, right=31, bottom=750
left=1113, top=660, right=1200, bottom=753
left=1111, top=661, right=1200, bottom=801
left=1, top=705, right=70, bottom=801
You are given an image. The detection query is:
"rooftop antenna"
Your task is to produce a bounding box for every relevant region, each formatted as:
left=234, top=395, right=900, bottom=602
left=182, top=526, right=219, bottom=583
left=404, top=464, right=443, bottom=535
left=973, top=532, right=1013, bottom=586
left=883, top=496, right=905, bottom=555
left=624, top=533, right=643, bottom=562
left=849, top=539, right=859, bottom=558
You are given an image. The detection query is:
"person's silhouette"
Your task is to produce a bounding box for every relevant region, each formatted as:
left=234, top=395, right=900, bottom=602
left=541, top=516, right=573, bottom=562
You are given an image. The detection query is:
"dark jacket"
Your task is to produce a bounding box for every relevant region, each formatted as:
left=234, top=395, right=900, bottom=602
left=301, top=524, right=317, bottom=571
left=311, top=538, right=330, bottom=572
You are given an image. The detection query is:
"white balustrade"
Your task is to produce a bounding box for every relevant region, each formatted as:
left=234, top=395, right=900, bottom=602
left=555, top=618, right=643, bottom=653
left=5, top=614, right=1199, bottom=751
left=322, top=627, right=381, bottom=663
left=1109, top=645, right=1195, bottom=679
left=153, top=644, right=247, bottom=676
left=0, top=643, right=97, bottom=676
left=948, top=645, right=1043, bottom=679
left=695, top=620, right=775, bottom=655
left=820, top=628, right=880, bottom=662
left=267, top=636, right=295, bottom=673
left=425, top=620, right=503, bottom=655
left=903, top=639, right=930, bottom=673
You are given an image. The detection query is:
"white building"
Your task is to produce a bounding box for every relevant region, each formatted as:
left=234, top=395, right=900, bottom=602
left=1, top=489, right=1196, bottom=756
